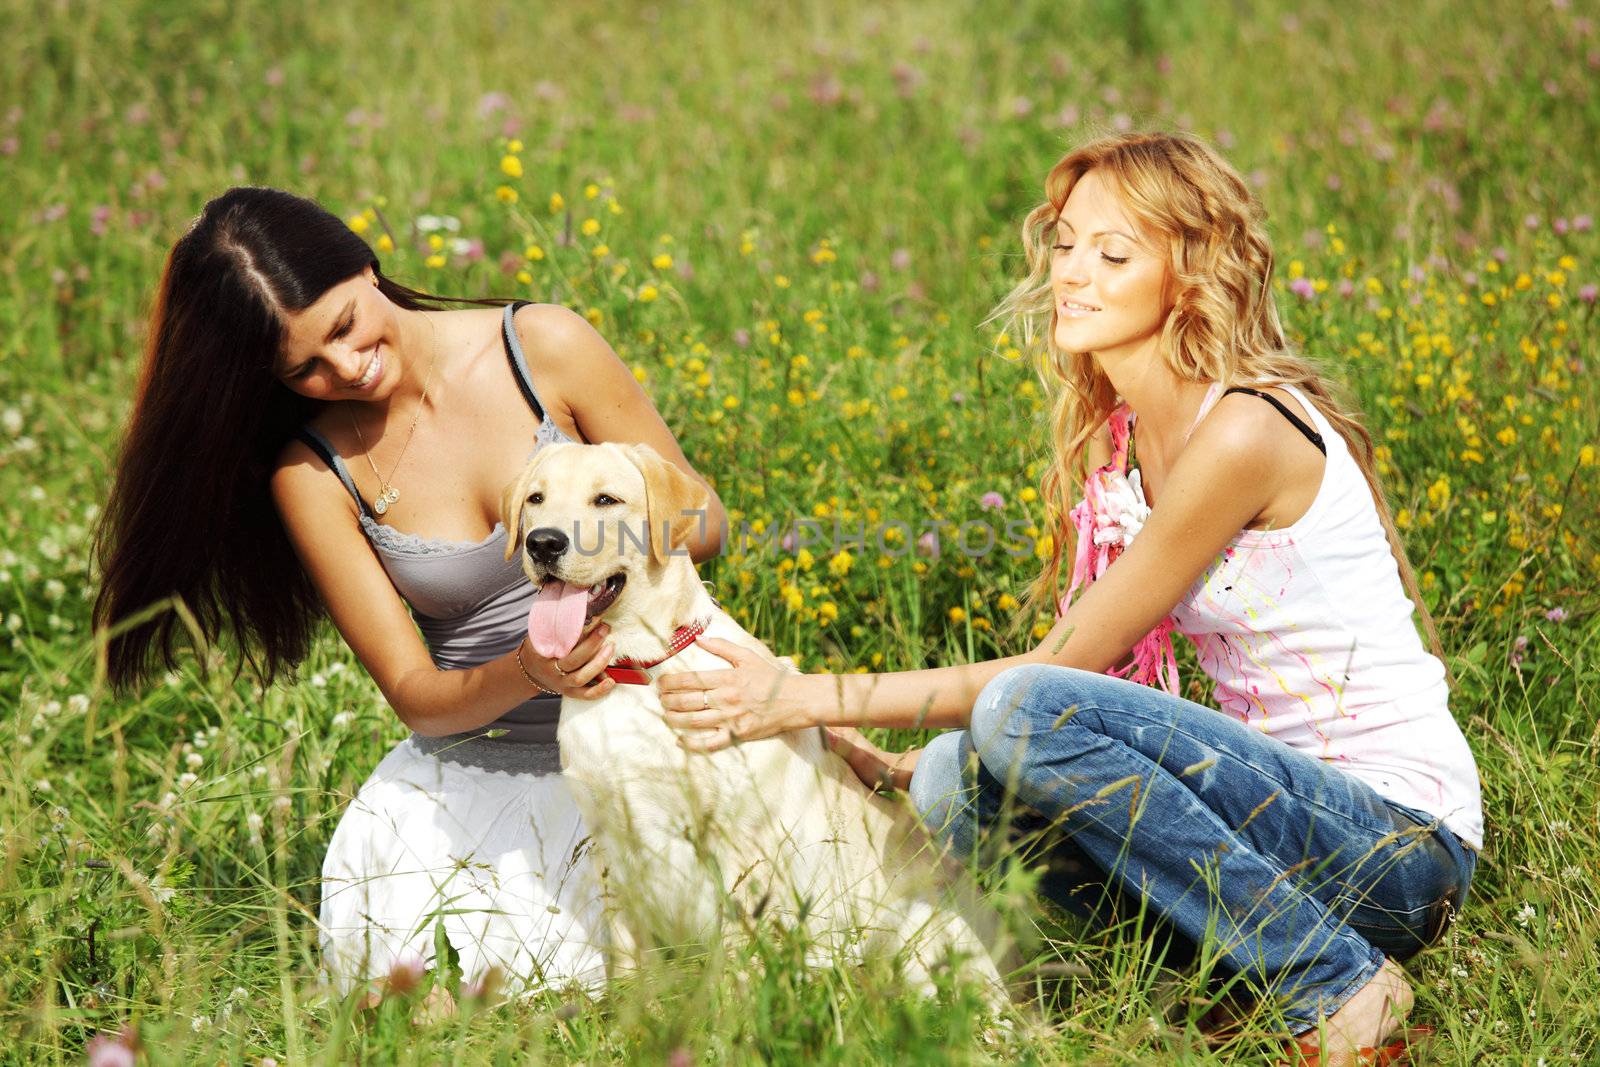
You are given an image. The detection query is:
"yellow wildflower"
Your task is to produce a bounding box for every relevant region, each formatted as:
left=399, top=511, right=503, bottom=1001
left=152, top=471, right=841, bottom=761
left=376, top=233, right=394, bottom=253
left=1426, top=476, right=1451, bottom=510
left=638, top=285, right=658, bottom=303
left=548, top=192, right=565, bottom=213
left=347, top=214, right=369, bottom=234
left=495, top=185, right=518, bottom=203
left=425, top=253, right=446, bottom=269
left=524, top=244, right=545, bottom=261
left=500, top=154, right=523, bottom=178
left=948, top=606, right=967, bottom=624
left=652, top=253, right=673, bottom=270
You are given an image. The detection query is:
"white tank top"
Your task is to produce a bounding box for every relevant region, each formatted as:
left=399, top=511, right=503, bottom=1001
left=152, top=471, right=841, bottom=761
left=1167, top=383, right=1483, bottom=849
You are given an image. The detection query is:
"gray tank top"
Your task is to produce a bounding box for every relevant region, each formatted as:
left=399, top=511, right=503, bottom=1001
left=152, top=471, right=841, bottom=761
left=295, top=302, right=574, bottom=774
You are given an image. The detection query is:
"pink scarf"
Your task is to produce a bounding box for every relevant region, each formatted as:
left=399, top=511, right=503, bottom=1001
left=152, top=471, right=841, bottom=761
left=1058, top=405, right=1182, bottom=694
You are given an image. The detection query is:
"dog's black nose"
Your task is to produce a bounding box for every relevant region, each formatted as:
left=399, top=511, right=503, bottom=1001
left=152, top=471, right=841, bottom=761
left=524, top=527, right=569, bottom=564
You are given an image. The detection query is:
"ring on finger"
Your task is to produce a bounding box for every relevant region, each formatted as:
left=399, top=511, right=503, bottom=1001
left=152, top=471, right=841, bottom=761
left=552, top=661, right=568, bottom=677
left=702, top=691, right=711, bottom=712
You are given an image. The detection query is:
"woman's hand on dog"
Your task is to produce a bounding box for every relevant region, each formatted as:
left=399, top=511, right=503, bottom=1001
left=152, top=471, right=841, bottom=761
left=529, top=623, right=618, bottom=699
left=658, top=637, right=809, bottom=750
left=825, top=727, right=922, bottom=793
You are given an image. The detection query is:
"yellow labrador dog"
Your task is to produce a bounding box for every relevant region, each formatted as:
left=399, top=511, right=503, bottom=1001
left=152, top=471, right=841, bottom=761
left=501, top=441, right=1010, bottom=1001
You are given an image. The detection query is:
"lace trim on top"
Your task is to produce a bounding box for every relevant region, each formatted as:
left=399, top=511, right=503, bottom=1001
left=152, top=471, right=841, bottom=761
left=360, top=515, right=509, bottom=558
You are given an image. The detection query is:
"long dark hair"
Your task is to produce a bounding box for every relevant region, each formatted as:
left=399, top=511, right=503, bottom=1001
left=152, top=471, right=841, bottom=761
left=93, top=186, right=505, bottom=692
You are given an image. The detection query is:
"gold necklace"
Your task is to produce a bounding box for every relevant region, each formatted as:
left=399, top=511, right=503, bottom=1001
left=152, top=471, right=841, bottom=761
left=348, top=342, right=440, bottom=517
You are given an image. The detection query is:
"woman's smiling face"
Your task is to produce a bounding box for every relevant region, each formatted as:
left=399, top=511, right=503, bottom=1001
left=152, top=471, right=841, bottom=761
left=275, top=267, right=403, bottom=401
left=1050, top=168, right=1172, bottom=366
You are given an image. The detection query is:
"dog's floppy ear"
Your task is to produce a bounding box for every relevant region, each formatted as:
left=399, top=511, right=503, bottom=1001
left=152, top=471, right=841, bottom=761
left=628, top=444, right=710, bottom=566
left=499, top=451, right=547, bottom=561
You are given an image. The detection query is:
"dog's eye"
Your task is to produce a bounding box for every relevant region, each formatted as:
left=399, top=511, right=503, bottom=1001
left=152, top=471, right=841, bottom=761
left=593, top=494, right=622, bottom=507
left=527, top=492, right=544, bottom=505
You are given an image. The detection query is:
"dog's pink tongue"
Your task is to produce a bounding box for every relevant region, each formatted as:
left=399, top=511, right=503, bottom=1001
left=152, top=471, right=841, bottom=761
left=527, top=580, right=590, bottom=660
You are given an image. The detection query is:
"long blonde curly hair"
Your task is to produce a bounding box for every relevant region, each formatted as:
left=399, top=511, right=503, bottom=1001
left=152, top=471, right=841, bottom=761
left=992, top=131, right=1445, bottom=663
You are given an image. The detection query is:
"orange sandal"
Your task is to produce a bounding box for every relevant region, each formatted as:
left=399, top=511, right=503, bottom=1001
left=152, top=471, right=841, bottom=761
left=1279, top=1025, right=1434, bottom=1066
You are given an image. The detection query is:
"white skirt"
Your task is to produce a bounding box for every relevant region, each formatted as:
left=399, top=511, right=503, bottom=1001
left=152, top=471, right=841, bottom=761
left=318, top=737, right=607, bottom=996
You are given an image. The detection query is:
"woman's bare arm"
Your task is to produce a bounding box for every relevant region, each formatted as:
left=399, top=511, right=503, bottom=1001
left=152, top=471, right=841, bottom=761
left=520, top=303, right=728, bottom=561
left=659, top=401, right=1286, bottom=747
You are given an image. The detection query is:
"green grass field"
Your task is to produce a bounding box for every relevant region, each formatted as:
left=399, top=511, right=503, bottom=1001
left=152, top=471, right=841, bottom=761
left=2, top=0, right=1597, bottom=1062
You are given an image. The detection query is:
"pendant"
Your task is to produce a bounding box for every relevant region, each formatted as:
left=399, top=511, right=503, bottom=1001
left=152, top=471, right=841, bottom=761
left=373, top=496, right=388, bottom=516
left=374, top=484, right=399, bottom=516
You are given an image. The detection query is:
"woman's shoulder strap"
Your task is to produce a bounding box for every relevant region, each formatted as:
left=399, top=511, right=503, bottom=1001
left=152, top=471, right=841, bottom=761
left=294, top=425, right=374, bottom=519
left=500, top=301, right=549, bottom=422
left=1222, top=386, right=1327, bottom=455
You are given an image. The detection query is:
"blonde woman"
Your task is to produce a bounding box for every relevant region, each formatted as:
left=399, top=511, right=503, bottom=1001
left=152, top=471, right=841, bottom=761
left=656, top=133, right=1481, bottom=1064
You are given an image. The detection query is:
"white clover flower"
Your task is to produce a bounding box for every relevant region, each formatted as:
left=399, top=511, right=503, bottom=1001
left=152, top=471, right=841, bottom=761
left=185, top=752, right=204, bottom=769
left=44, top=579, right=64, bottom=601
left=33, top=778, right=51, bottom=793
left=0, top=408, right=21, bottom=435
left=43, top=699, right=61, bottom=716
left=178, top=772, right=198, bottom=789
left=416, top=214, right=443, bottom=232
left=149, top=875, right=175, bottom=904
left=1514, top=902, right=1537, bottom=928
left=250, top=765, right=267, bottom=779
left=14, top=437, right=38, bottom=455
left=190, top=1014, right=210, bottom=1032
left=310, top=673, right=326, bottom=688
left=272, top=795, right=292, bottom=812
left=331, top=711, right=353, bottom=729
left=246, top=812, right=264, bottom=837
left=67, top=694, right=89, bottom=715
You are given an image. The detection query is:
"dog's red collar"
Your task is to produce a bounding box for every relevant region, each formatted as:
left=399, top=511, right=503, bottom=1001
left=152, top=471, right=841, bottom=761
left=605, top=618, right=710, bottom=685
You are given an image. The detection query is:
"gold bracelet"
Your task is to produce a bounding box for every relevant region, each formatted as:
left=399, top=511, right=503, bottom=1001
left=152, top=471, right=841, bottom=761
left=515, top=641, right=561, bottom=697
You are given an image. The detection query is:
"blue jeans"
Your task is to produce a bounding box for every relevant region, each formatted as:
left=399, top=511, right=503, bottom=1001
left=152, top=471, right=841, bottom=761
left=908, top=664, right=1476, bottom=1035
